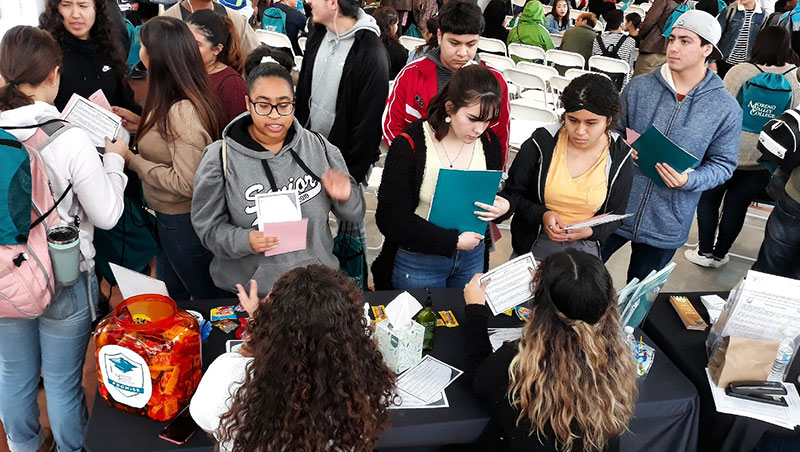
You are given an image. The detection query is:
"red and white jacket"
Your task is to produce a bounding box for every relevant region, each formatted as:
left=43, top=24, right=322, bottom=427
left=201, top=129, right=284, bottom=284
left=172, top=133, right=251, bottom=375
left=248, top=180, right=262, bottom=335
left=381, top=56, right=512, bottom=167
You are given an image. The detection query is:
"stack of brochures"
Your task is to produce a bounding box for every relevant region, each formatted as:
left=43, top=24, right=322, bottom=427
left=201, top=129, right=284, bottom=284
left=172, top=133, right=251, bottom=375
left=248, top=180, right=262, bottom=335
left=617, top=262, right=677, bottom=329
left=706, top=271, right=800, bottom=358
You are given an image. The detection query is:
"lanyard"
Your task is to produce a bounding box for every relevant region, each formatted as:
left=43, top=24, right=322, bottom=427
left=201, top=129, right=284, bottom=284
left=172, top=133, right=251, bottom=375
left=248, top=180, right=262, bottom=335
left=260, top=149, right=321, bottom=192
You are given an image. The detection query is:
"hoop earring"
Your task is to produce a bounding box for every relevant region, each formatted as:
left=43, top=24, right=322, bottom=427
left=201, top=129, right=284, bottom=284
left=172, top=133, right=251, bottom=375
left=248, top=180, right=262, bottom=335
left=445, top=116, right=451, bottom=123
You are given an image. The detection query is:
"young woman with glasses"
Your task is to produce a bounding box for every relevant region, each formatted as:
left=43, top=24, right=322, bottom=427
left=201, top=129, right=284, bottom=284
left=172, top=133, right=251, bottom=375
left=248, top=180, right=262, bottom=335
left=191, top=62, right=365, bottom=297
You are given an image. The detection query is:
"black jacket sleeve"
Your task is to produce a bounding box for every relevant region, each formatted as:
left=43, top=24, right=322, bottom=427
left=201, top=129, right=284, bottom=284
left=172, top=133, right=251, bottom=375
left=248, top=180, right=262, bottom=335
left=375, top=135, right=460, bottom=257
left=464, top=304, right=494, bottom=385
left=501, top=137, right=547, bottom=227
left=344, top=36, right=390, bottom=183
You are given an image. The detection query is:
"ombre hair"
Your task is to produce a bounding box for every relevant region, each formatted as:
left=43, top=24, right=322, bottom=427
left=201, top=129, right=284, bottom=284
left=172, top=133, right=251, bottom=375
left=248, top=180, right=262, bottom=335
left=508, top=249, right=637, bottom=451
left=135, top=17, right=227, bottom=145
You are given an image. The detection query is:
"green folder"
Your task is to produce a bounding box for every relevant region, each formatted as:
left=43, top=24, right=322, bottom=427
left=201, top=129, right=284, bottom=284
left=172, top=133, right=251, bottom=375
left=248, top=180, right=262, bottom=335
left=427, top=169, right=503, bottom=234
left=631, top=126, right=699, bottom=187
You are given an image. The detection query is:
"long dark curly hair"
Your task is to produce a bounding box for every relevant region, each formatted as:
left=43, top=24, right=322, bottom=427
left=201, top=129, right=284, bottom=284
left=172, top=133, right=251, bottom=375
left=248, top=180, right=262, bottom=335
left=218, top=265, right=395, bottom=452
left=39, top=0, right=127, bottom=81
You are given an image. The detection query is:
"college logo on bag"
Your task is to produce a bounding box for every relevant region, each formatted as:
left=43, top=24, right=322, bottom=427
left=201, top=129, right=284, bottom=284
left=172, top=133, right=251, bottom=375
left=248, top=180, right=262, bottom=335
left=98, top=345, right=152, bottom=408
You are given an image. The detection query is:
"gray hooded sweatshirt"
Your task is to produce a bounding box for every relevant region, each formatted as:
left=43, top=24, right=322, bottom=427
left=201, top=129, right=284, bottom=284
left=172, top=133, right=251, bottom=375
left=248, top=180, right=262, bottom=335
left=307, top=9, right=381, bottom=137
left=191, top=115, right=365, bottom=296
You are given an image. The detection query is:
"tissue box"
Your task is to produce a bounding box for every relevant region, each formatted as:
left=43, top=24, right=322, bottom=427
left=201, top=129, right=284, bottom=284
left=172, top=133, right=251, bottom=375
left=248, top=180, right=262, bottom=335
left=375, top=319, right=424, bottom=373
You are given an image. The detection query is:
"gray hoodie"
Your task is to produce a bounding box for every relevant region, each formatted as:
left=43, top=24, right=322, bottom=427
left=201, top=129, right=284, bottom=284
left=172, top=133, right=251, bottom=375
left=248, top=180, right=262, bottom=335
left=191, top=115, right=365, bottom=296
left=307, top=9, right=380, bottom=137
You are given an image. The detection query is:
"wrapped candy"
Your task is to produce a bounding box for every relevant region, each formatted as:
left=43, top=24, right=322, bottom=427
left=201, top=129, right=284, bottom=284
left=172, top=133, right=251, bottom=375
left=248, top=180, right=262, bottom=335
left=94, top=294, right=202, bottom=422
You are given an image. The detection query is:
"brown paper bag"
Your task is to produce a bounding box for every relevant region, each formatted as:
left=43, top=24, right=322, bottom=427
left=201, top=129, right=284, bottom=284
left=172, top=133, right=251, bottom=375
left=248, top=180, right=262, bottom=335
left=708, top=336, right=779, bottom=388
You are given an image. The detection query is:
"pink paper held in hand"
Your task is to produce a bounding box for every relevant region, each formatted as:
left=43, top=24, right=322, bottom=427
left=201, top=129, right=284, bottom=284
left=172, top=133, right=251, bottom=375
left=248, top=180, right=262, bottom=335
left=262, top=219, right=308, bottom=256
left=624, top=128, right=640, bottom=147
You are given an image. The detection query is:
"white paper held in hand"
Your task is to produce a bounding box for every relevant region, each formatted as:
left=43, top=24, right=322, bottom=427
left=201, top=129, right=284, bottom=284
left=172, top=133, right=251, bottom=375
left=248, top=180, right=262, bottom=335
left=395, top=355, right=463, bottom=404
left=60, top=93, right=128, bottom=149
left=385, top=291, right=423, bottom=330
left=109, top=263, right=169, bottom=300
left=255, top=190, right=301, bottom=232
left=563, top=213, right=632, bottom=231
left=479, top=252, right=537, bottom=316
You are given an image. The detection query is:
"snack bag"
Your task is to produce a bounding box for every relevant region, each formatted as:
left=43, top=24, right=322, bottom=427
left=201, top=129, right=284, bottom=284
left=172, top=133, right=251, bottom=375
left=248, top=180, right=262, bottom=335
left=94, top=294, right=202, bottom=421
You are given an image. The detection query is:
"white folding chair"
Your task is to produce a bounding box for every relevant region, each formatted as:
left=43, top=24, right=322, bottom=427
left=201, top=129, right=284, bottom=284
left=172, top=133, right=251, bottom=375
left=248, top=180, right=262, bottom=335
left=510, top=103, right=559, bottom=123
left=516, top=61, right=559, bottom=82
left=625, top=5, right=646, bottom=17
left=479, top=53, right=516, bottom=72
left=254, top=30, right=296, bottom=57
left=564, top=68, right=594, bottom=79
left=504, top=68, right=552, bottom=107
left=589, top=55, right=630, bottom=85
left=569, top=9, right=583, bottom=24
left=298, top=36, right=307, bottom=52
left=545, top=49, right=585, bottom=71
left=511, top=0, right=526, bottom=10
left=399, top=36, right=426, bottom=52
left=508, top=42, right=546, bottom=63
left=549, top=33, right=562, bottom=47
left=543, top=5, right=552, bottom=14
left=548, top=75, right=572, bottom=95
left=478, top=37, right=508, bottom=56
left=294, top=55, right=303, bottom=71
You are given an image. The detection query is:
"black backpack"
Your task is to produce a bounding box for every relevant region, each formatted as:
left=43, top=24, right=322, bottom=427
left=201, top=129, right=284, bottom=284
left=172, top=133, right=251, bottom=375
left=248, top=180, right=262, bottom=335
left=757, top=108, right=800, bottom=199
left=594, top=34, right=633, bottom=90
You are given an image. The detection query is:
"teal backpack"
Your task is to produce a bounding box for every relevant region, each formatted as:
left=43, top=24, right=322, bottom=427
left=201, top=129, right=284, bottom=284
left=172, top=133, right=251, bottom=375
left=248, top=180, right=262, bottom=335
left=661, top=2, right=691, bottom=37
left=261, top=7, right=287, bottom=34
left=737, top=63, right=795, bottom=133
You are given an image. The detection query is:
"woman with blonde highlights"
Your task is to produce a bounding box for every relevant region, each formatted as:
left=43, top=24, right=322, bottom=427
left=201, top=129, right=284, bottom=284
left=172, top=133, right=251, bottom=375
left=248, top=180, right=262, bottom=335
left=463, top=248, right=637, bottom=451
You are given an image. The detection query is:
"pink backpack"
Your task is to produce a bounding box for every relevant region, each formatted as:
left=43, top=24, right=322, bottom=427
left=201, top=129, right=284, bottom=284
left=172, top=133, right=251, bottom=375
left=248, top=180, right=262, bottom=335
left=0, top=120, right=72, bottom=318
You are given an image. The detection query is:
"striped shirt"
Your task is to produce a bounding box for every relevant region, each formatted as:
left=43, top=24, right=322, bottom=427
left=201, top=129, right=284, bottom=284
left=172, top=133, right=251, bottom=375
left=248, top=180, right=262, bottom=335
left=726, top=9, right=756, bottom=65
left=591, top=32, right=637, bottom=85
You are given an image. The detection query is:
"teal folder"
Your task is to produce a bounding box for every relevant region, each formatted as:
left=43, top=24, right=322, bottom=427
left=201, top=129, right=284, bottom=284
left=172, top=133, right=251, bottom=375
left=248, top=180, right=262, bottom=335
left=631, top=126, right=699, bottom=187
left=428, top=169, right=503, bottom=234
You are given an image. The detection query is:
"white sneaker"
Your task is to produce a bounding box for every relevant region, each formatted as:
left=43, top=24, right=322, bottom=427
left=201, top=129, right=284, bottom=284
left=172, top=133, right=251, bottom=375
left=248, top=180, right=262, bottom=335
left=708, top=254, right=729, bottom=269
left=684, top=248, right=716, bottom=268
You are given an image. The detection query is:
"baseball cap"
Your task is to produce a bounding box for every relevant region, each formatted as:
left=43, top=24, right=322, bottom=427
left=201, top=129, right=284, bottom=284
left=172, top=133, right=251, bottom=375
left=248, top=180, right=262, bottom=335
left=671, top=9, right=724, bottom=60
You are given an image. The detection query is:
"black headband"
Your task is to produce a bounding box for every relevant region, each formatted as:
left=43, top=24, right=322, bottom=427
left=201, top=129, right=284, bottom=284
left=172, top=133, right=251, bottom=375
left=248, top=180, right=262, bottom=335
left=562, top=98, right=607, bottom=117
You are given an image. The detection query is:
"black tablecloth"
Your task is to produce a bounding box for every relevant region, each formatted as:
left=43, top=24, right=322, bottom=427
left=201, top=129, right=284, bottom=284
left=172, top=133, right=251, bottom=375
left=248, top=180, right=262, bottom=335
left=85, top=289, right=698, bottom=452
left=642, top=291, right=800, bottom=452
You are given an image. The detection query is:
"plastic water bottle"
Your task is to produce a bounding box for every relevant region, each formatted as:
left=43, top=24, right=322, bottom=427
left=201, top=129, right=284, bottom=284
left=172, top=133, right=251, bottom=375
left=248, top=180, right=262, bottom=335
left=767, top=338, right=795, bottom=382
left=624, top=326, right=636, bottom=352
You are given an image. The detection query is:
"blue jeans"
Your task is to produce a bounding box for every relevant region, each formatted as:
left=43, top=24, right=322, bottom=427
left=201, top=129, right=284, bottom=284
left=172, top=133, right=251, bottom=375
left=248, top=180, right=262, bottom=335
left=753, top=194, right=800, bottom=279
left=391, top=242, right=485, bottom=290
left=0, top=271, right=98, bottom=452
left=601, top=233, right=677, bottom=283
left=155, top=212, right=225, bottom=301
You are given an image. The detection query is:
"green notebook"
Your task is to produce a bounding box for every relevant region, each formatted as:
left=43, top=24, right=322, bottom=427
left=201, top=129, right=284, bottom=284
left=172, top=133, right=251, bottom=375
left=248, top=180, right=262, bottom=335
left=427, top=169, right=503, bottom=234
left=631, top=126, right=699, bottom=187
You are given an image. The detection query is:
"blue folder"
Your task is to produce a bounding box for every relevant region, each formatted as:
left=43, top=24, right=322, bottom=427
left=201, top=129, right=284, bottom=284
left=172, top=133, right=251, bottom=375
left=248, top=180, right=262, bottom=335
left=427, top=169, right=503, bottom=234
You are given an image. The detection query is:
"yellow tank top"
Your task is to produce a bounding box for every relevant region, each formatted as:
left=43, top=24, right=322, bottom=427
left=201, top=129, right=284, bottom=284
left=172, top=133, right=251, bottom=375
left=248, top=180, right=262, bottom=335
left=415, top=122, right=487, bottom=219
left=544, top=128, right=609, bottom=224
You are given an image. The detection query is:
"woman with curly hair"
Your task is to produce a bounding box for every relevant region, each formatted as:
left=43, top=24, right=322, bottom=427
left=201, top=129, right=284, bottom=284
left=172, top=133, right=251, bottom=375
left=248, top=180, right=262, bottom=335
left=39, top=0, right=137, bottom=112
left=189, top=265, right=395, bottom=452
left=463, top=249, right=638, bottom=451
left=113, top=16, right=229, bottom=301
left=501, top=74, right=633, bottom=259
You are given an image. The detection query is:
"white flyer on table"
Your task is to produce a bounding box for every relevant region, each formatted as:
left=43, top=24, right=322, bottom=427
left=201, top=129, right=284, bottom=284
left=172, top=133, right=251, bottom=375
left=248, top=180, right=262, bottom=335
left=388, top=388, right=449, bottom=410
left=563, top=213, right=632, bottom=231
left=479, top=252, right=537, bottom=316
left=719, top=271, right=800, bottom=342
left=706, top=369, right=800, bottom=429
left=395, top=355, right=463, bottom=404
left=255, top=190, right=301, bottom=231
left=109, top=263, right=169, bottom=300
left=60, top=92, right=129, bottom=148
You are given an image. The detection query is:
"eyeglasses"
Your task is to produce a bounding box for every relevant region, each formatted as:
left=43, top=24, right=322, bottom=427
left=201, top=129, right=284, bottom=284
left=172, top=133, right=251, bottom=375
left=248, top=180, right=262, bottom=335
left=248, top=99, right=296, bottom=117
